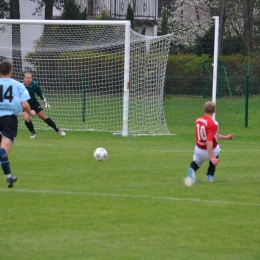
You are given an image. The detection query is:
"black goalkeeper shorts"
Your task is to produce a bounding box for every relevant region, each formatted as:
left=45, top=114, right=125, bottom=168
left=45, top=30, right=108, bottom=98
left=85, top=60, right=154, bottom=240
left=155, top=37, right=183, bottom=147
left=29, top=100, right=44, bottom=114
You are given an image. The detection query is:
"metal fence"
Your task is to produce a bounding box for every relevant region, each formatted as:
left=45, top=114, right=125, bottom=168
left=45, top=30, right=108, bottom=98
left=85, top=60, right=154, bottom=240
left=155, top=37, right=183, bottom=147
left=80, top=0, right=158, bottom=20
left=164, top=75, right=252, bottom=130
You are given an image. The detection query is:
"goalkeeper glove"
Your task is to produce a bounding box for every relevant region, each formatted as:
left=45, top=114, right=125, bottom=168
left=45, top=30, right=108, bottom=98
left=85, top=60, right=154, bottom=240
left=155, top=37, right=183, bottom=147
left=43, top=98, right=51, bottom=108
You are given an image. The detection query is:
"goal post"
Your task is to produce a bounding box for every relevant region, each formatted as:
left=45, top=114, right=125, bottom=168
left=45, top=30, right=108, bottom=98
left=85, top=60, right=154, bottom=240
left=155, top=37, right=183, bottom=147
left=0, top=19, right=172, bottom=136
left=212, top=16, right=219, bottom=121
left=123, top=20, right=130, bottom=137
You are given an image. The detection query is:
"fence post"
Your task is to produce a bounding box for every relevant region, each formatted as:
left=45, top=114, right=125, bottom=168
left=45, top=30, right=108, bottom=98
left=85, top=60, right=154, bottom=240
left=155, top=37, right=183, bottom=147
left=245, top=75, right=249, bottom=128
left=82, top=70, right=86, bottom=123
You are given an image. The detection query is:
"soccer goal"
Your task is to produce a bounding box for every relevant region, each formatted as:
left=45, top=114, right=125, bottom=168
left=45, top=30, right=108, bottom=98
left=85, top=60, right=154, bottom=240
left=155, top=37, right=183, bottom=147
left=0, top=19, right=172, bottom=136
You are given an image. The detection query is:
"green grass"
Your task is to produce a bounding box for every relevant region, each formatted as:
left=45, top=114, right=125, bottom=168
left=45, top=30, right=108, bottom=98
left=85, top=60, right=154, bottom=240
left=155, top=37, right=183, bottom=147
left=0, top=121, right=260, bottom=259
left=165, top=95, right=248, bottom=128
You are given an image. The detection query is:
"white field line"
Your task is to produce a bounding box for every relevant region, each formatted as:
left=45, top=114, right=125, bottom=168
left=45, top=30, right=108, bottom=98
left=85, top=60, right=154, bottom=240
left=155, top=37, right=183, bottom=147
left=13, top=142, right=260, bottom=153
left=0, top=188, right=259, bottom=207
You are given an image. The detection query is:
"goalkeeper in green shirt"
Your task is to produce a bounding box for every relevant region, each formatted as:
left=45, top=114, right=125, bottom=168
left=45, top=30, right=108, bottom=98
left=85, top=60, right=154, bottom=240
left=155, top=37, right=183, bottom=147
left=22, top=72, right=66, bottom=138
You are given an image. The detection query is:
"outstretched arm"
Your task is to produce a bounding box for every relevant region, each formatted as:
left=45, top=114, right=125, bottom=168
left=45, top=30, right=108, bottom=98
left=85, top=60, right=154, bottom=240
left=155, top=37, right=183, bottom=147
left=218, top=134, right=234, bottom=140
left=35, top=83, right=51, bottom=108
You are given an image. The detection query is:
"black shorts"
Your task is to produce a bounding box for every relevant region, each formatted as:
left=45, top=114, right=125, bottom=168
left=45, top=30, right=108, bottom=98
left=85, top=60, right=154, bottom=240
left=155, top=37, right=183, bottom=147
left=0, top=115, right=18, bottom=143
left=30, top=100, right=44, bottom=114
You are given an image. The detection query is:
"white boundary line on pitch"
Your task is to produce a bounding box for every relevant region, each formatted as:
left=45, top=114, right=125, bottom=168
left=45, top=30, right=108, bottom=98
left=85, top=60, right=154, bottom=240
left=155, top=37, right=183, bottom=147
left=0, top=188, right=259, bottom=207
left=14, top=144, right=260, bottom=153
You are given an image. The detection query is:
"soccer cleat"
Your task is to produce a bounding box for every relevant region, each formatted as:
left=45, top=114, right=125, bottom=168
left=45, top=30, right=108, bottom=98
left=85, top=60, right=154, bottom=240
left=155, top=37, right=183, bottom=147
left=7, top=176, right=17, bottom=188
left=188, top=167, right=196, bottom=183
left=206, top=174, right=214, bottom=182
left=30, top=133, right=36, bottom=139
left=57, top=130, right=66, bottom=136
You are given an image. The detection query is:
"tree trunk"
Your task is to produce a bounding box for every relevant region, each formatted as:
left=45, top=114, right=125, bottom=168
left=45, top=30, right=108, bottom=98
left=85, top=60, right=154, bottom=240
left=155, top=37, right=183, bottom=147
left=218, top=0, right=227, bottom=55
left=180, top=1, right=183, bottom=27
left=44, top=0, right=54, bottom=20
left=42, top=0, right=54, bottom=86
left=88, top=0, right=94, bottom=17
left=243, top=0, right=253, bottom=55
left=10, top=0, right=22, bottom=79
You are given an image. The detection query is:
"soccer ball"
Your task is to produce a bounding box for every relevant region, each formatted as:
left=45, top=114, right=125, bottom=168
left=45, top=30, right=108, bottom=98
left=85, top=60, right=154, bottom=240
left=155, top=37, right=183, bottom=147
left=93, top=147, right=108, bottom=162
left=184, top=177, right=193, bottom=187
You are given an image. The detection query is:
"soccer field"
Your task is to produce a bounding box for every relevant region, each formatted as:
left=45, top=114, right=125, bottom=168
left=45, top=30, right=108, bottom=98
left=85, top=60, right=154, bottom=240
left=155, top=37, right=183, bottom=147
left=0, top=123, right=259, bottom=259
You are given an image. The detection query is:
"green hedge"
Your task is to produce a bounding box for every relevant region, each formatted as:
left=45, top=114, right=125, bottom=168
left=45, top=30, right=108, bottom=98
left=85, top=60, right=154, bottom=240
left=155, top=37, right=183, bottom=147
left=165, top=54, right=260, bottom=96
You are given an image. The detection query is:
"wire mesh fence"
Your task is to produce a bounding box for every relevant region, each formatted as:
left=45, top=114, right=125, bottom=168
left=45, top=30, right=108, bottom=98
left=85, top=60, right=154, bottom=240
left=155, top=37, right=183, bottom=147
left=164, top=75, right=251, bottom=130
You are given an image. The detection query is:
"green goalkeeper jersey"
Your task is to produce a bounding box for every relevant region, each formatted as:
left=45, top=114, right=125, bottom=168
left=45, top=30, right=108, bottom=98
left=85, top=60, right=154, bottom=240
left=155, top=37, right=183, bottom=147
left=23, top=80, right=45, bottom=105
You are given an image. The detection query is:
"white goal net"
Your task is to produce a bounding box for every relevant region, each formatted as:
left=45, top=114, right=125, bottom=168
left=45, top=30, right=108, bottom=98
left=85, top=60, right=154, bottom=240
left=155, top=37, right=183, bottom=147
left=0, top=20, right=172, bottom=136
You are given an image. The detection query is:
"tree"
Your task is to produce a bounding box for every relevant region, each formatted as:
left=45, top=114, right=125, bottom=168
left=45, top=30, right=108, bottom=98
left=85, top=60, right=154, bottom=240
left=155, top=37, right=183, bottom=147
left=141, top=26, right=146, bottom=35
left=194, top=26, right=215, bottom=56
left=126, top=3, right=134, bottom=30
left=243, top=0, right=253, bottom=55
left=131, top=0, right=137, bottom=14
left=60, top=0, right=87, bottom=20
left=160, top=8, right=168, bottom=35
left=222, top=35, right=244, bottom=55
left=218, top=0, right=227, bottom=55
left=161, top=0, right=213, bottom=49
left=95, top=8, right=110, bottom=20
left=214, top=0, right=260, bottom=56
left=159, top=0, right=260, bottom=56
left=10, top=0, right=22, bottom=78
left=0, top=0, right=9, bottom=18
left=31, top=0, right=64, bottom=19
left=158, top=0, right=178, bottom=18
left=44, top=0, right=54, bottom=20
left=88, top=0, right=93, bottom=17
left=0, top=0, right=9, bottom=55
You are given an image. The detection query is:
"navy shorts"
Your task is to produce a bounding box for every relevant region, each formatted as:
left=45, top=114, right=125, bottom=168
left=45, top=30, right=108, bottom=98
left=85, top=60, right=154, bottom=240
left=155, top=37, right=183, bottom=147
left=30, top=100, right=44, bottom=114
left=0, top=115, right=18, bottom=143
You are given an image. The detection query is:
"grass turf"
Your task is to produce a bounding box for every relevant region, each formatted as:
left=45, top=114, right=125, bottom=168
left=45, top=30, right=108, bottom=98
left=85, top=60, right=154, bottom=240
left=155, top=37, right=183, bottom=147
left=0, top=123, right=259, bottom=259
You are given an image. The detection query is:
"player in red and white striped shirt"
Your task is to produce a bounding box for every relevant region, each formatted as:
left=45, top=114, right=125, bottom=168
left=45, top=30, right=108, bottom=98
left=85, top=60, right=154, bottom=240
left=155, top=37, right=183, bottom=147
left=188, top=101, right=234, bottom=183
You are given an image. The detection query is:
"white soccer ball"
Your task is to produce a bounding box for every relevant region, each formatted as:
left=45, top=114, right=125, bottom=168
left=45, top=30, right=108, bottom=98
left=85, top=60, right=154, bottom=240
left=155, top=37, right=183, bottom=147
left=184, top=177, right=193, bottom=187
left=94, top=147, right=108, bottom=162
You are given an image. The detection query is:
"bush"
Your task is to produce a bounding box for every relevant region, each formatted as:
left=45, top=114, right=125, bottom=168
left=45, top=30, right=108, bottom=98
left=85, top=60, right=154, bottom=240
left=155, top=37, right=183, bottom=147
left=165, top=54, right=260, bottom=96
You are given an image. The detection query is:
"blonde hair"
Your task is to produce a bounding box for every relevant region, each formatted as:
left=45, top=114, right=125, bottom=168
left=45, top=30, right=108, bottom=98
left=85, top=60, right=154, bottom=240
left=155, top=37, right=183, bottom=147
left=204, top=101, right=216, bottom=114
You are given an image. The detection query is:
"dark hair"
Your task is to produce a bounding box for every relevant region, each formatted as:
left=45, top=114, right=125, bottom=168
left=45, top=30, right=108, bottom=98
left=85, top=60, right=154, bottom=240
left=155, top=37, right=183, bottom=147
left=24, top=72, right=32, bottom=77
left=0, top=60, right=12, bottom=76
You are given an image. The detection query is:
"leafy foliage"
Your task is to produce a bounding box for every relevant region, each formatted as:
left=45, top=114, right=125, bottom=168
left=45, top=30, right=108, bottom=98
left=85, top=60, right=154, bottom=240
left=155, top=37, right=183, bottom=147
left=165, top=53, right=260, bottom=96
left=126, top=3, right=134, bottom=30
left=60, top=0, right=87, bottom=20
left=0, top=0, right=9, bottom=18
left=158, top=0, right=260, bottom=56
left=95, top=8, right=110, bottom=20
left=141, top=26, right=146, bottom=35
left=160, top=8, right=168, bottom=35
left=194, top=26, right=215, bottom=57
left=222, top=35, right=246, bottom=55
left=166, top=53, right=255, bottom=78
